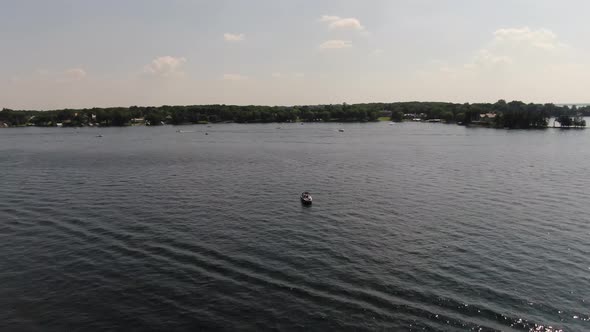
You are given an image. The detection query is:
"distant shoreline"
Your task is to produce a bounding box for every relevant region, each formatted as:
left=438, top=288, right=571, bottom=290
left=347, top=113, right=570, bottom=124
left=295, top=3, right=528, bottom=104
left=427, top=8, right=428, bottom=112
left=1, top=100, right=588, bottom=129
left=1, top=119, right=587, bottom=130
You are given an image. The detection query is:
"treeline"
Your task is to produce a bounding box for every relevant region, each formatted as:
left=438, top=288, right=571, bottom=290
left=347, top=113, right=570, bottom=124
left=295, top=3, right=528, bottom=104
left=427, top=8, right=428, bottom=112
left=0, top=103, right=380, bottom=127
left=389, top=100, right=587, bottom=128
left=0, top=100, right=587, bottom=128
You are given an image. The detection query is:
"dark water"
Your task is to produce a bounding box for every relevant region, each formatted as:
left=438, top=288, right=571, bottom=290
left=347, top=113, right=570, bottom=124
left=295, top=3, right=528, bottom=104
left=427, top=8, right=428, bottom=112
left=1, top=123, right=589, bottom=331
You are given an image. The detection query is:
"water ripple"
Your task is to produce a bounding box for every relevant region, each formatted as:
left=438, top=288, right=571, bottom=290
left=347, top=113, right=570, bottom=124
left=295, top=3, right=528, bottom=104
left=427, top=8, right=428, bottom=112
left=1, top=123, right=589, bottom=330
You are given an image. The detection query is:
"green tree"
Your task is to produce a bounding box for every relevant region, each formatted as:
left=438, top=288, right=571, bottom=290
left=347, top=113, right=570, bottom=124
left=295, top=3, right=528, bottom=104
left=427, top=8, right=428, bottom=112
left=557, top=115, right=572, bottom=127
left=440, top=111, right=454, bottom=123
left=391, top=111, right=404, bottom=122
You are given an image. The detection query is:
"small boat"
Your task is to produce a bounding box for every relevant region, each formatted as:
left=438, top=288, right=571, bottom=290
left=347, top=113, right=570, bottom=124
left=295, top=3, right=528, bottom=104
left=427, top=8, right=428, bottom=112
left=300, top=192, right=312, bottom=205
left=96, top=134, right=103, bottom=137
left=338, top=129, right=344, bottom=132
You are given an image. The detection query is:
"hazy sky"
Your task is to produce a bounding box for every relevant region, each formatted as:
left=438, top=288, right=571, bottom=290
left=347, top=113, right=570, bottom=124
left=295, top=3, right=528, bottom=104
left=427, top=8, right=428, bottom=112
left=2, top=0, right=589, bottom=109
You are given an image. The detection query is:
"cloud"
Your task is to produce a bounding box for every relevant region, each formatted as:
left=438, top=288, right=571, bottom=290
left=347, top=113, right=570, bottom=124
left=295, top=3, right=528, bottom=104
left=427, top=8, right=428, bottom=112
left=471, top=49, right=513, bottom=66
left=222, top=74, right=248, bottom=81
left=224, top=33, right=245, bottom=42
left=423, top=27, right=566, bottom=76
left=319, top=40, right=352, bottom=50
left=64, top=68, right=87, bottom=81
left=271, top=72, right=281, bottom=78
left=143, top=56, right=187, bottom=77
left=470, top=27, right=567, bottom=68
left=319, top=15, right=364, bottom=30
left=29, top=67, right=88, bottom=83
left=413, top=27, right=585, bottom=102
left=294, top=73, right=305, bottom=78
left=493, top=27, right=563, bottom=50
left=330, top=18, right=364, bottom=30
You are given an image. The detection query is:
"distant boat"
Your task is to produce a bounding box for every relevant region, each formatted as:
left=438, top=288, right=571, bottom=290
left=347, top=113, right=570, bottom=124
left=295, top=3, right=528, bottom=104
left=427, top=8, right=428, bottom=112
left=96, top=134, right=103, bottom=137
left=300, top=192, right=312, bottom=205
left=338, top=129, right=344, bottom=132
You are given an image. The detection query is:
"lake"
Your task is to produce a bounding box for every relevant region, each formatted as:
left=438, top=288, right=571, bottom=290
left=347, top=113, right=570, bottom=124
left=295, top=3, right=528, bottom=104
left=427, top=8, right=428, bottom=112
left=1, top=122, right=589, bottom=331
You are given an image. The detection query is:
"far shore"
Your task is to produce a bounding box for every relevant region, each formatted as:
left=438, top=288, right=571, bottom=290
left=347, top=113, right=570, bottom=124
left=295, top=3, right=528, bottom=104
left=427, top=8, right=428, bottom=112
left=1, top=100, right=588, bottom=129
left=1, top=119, right=587, bottom=130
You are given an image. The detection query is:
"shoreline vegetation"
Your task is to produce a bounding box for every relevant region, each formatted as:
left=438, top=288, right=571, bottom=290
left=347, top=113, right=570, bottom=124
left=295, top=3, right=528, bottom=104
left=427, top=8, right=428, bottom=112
left=1, top=100, right=587, bottom=129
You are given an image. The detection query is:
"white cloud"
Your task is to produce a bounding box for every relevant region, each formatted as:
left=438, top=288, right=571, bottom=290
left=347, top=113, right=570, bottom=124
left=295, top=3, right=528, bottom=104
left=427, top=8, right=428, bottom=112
left=469, top=27, right=567, bottom=68
left=224, top=33, right=245, bottom=42
left=472, top=49, right=513, bottom=66
left=271, top=72, right=281, bottom=78
left=319, top=40, right=352, bottom=50
left=32, top=67, right=88, bottom=83
left=330, top=18, right=363, bottom=30
left=425, top=27, right=566, bottom=76
left=64, top=68, right=87, bottom=81
left=143, top=56, right=187, bottom=77
left=294, top=73, right=305, bottom=78
left=493, top=27, right=562, bottom=50
left=222, top=74, right=248, bottom=81
left=413, top=27, right=585, bottom=102
left=319, top=15, right=364, bottom=30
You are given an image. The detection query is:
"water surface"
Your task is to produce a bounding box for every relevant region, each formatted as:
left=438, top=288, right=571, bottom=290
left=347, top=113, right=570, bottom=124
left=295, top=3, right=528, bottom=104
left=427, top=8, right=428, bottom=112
left=1, top=123, right=589, bottom=331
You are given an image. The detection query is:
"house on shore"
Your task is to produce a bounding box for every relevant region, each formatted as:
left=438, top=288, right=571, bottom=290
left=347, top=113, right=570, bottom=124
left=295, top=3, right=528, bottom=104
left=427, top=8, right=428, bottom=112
left=470, top=113, right=497, bottom=126
left=480, top=113, right=496, bottom=121
left=130, top=117, right=146, bottom=125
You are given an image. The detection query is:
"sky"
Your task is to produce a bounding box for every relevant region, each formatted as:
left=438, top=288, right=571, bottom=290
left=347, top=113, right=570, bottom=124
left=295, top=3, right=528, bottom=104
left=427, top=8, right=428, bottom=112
left=1, top=0, right=590, bottom=109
